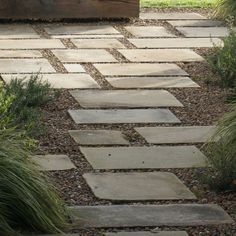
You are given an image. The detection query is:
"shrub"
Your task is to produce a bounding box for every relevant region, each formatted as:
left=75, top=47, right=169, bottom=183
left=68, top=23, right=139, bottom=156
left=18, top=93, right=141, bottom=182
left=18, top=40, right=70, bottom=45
left=214, top=0, right=236, bottom=21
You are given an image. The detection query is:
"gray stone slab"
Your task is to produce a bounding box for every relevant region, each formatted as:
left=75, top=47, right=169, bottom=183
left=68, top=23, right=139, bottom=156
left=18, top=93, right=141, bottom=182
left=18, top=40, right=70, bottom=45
left=71, top=39, right=125, bottom=48
left=52, top=49, right=117, bottom=63
left=118, top=49, right=204, bottom=62
left=105, top=76, right=199, bottom=88
left=0, top=59, right=55, bottom=73
left=70, top=90, right=183, bottom=108
left=83, top=172, right=196, bottom=200
left=129, top=38, right=223, bottom=49
left=0, top=50, right=42, bottom=58
left=104, top=232, right=189, bottom=236
left=45, top=25, right=120, bottom=35
left=31, top=234, right=79, bottom=236
left=32, top=155, right=76, bottom=171
left=0, top=24, right=40, bottom=39
left=0, top=39, right=65, bottom=49
left=80, top=146, right=207, bottom=169
left=68, top=109, right=180, bottom=124
left=140, top=12, right=206, bottom=20
left=64, top=64, right=86, bottom=73
left=69, top=130, right=129, bottom=145
left=68, top=204, right=234, bottom=227
left=135, top=126, right=216, bottom=144
left=94, top=63, right=188, bottom=76
left=51, top=34, right=124, bottom=39
left=176, top=27, right=236, bottom=37
left=2, top=74, right=100, bottom=89
left=168, top=20, right=223, bottom=27
left=125, top=26, right=175, bottom=38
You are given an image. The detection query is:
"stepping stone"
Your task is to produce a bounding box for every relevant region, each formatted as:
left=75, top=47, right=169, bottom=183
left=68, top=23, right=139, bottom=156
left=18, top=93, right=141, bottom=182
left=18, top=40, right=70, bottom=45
left=68, top=109, right=180, bottom=124
left=80, top=146, right=206, bottom=169
left=83, top=172, right=196, bottom=200
left=71, top=39, right=125, bottom=48
left=0, top=39, right=65, bottom=49
left=68, top=204, right=233, bottom=227
left=45, top=25, right=120, bottom=35
left=135, top=126, right=216, bottom=144
left=69, top=130, right=129, bottom=145
left=94, top=63, right=188, bottom=76
left=118, top=49, right=204, bottom=62
left=129, top=38, right=223, bottom=49
left=52, top=49, right=117, bottom=63
left=51, top=34, right=124, bottom=39
left=70, top=90, right=183, bottom=108
left=0, top=59, right=55, bottom=73
left=0, top=50, right=42, bottom=58
left=125, top=26, right=175, bottom=38
left=104, top=232, right=189, bottom=236
left=168, top=20, right=223, bottom=27
left=140, top=12, right=206, bottom=20
left=2, top=74, right=100, bottom=89
left=105, top=76, right=199, bottom=88
left=176, top=27, right=236, bottom=37
left=63, top=64, right=86, bottom=73
left=32, top=155, right=76, bottom=171
left=35, top=234, right=79, bottom=236
left=0, top=24, right=40, bottom=39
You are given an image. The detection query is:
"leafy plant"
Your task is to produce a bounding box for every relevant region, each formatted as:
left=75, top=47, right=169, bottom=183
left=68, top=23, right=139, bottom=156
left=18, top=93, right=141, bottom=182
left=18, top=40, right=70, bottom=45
left=214, top=0, right=236, bottom=21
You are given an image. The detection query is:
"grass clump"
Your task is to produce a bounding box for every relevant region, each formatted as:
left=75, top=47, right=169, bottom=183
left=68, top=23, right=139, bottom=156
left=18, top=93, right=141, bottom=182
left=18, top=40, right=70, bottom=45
left=214, top=0, right=236, bottom=21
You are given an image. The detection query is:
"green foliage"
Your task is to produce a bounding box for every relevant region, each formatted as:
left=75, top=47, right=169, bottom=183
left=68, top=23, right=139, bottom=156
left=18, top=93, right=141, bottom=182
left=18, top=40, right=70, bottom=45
left=214, top=0, right=236, bottom=21
left=207, top=28, right=236, bottom=88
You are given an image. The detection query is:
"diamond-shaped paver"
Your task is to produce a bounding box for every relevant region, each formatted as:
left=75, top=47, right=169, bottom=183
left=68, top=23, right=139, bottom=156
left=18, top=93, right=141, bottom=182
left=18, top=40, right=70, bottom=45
left=140, top=12, right=206, bottom=20
left=135, top=126, right=216, bottom=144
left=0, top=24, right=40, bottom=39
left=71, top=39, right=125, bottom=48
left=0, top=39, right=65, bottom=49
left=70, top=89, right=183, bottom=108
left=0, top=59, right=55, bottom=73
left=118, top=49, right=204, bottom=62
left=129, top=38, right=223, bottom=48
left=32, top=155, right=76, bottom=171
left=104, top=232, right=189, bottom=236
left=69, top=204, right=233, bottom=227
left=63, top=64, right=86, bottom=73
left=0, top=50, right=42, bottom=58
left=52, top=49, right=117, bottom=63
left=168, top=20, right=223, bottom=27
left=105, top=76, right=199, bottom=88
left=80, top=146, right=206, bottom=169
left=94, top=63, right=188, bottom=76
left=68, top=109, right=180, bottom=124
left=125, top=26, right=175, bottom=38
left=69, top=130, right=129, bottom=145
left=2, top=74, right=100, bottom=89
left=83, top=172, right=196, bottom=200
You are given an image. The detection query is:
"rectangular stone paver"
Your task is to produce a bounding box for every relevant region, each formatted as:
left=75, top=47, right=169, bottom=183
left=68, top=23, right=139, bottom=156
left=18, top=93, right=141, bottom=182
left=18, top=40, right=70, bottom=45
left=140, top=12, right=206, bottom=20
left=45, top=25, right=120, bottom=35
left=105, top=76, right=199, bottom=88
left=71, top=39, right=125, bottom=48
left=125, top=26, right=175, bottom=38
left=2, top=74, right=100, bottom=89
left=118, top=49, right=204, bottom=62
left=51, top=34, right=124, bottom=39
left=0, top=39, right=65, bottom=49
left=168, top=20, right=223, bottom=27
left=52, top=49, right=117, bottom=63
left=32, top=155, right=76, bottom=171
left=0, top=59, right=55, bottom=73
left=94, top=63, right=188, bottom=76
left=0, top=24, right=40, bottom=39
left=135, top=126, right=216, bottom=144
left=83, top=172, right=196, bottom=200
left=69, top=130, right=129, bottom=145
left=68, top=109, right=180, bottom=124
left=0, top=50, right=42, bottom=58
left=129, top=38, right=223, bottom=49
left=104, top=232, right=189, bottom=236
left=80, top=146, right=206, bottom=169
left=68, top=204, right=233, bottom=227
left=70, top=90, right=183, bottom=108
left=63, top=64, right=86, bottom=73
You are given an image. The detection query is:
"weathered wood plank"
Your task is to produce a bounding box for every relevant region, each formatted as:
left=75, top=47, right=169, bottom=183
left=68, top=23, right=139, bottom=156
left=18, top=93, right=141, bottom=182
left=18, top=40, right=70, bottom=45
left=0, top=0, right=139, bottom=19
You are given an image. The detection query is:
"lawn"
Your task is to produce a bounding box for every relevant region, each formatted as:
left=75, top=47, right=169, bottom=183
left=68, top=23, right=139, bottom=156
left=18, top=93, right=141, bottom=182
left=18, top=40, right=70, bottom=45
left=141, top=0, right=217, bottom=8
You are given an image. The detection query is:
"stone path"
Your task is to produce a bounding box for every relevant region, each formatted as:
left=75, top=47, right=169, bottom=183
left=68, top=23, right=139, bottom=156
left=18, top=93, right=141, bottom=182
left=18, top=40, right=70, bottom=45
left=1, top=11, right=234, bottom=235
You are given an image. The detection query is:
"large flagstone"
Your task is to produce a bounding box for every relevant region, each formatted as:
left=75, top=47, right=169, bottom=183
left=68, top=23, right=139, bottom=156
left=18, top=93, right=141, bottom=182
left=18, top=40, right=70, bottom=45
left=79, top=146, right=206, bottom=169
left=69, top=89, right=183, bottom=108
left=0, top=50, right=42, bottom=58
left=68, top=109, right=180, bottom=124
left=71, top=39, right=125, bottom=48
left=104, top=232, right=189, bottom=236
left=168, top=20, right=223, bottom=27
left=51, top=34, right=124, bottom=39
left=83, top=172, right=196, bottom=200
